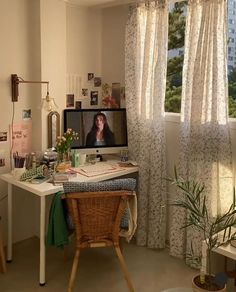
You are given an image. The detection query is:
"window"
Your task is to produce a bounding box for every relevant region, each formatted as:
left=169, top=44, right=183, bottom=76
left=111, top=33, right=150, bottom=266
left=165, top=1, right=236, bottom=117
left=165, top=1, right=187, bottom=113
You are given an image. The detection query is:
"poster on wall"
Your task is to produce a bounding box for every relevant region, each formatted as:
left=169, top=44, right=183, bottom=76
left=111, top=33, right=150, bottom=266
left=0, top=149, right=6, bottom=167
left=0, top=132, right=7, bottom=142
left=10, top=120, right=32, bottom=155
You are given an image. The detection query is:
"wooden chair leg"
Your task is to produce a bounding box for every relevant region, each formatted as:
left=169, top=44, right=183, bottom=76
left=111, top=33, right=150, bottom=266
left=0, top=224, right=6, bottom=273
left=119, top=237, right=123, bottom=254
left=68, top=249, right=80, bottom=292
left=114, top=246, right=134, bottom=292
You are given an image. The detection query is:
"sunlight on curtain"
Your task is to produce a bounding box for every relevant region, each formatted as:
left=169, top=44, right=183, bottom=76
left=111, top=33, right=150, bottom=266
left=170, top=0, right=234, bottom=264
left=125, top=1, right=168, bottom=248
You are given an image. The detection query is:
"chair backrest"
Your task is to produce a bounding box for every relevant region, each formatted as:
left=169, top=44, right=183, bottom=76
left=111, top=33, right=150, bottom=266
left=63, top=178, right=136, bottom=248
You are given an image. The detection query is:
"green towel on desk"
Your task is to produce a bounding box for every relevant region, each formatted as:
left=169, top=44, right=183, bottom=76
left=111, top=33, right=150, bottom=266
left=46, top=191, right=69, bottom=248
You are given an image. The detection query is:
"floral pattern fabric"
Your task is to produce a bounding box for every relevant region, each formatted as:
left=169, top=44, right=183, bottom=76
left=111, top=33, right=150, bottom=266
left=125, top=1, right=168, bottom=248
left=170, top=0, right=234, bottom=263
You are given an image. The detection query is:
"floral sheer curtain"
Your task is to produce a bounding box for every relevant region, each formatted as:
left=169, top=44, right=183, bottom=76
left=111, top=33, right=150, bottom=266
left=170, top=0, right=234, bottom=261
left=125, top=0, right=168, bottom=248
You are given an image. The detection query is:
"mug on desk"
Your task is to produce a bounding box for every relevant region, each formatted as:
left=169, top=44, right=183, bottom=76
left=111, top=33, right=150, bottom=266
left=79, top=154, right=87, bottom=165
left=12, top=167, right=26, bottom=180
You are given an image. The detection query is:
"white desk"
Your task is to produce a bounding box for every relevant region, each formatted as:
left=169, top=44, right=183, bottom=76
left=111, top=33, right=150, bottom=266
left=0, top=162, right=138, bottom=285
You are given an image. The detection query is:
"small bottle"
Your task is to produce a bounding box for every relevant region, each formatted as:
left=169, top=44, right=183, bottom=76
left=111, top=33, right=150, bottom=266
left=32, top=152, right=36, bottom=170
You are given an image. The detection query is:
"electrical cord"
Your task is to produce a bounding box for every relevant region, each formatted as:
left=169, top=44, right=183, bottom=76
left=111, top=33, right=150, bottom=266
left=10, top=101, right=15, bottom=171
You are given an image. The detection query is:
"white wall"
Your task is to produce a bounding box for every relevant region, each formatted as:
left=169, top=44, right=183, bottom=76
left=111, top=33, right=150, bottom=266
left=101, top=5, right=129, bottom=86
left=0, top=0, right=41, bottom=243
left=66, top=4, right=102, bottom=108
left=0, top=0, right=68, bottom=243
left=40, top=0, right=67, bottom=148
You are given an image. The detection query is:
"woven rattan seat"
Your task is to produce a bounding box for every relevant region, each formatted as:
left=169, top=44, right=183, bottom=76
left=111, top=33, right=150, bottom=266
left=62, top=180, right=135, bottom=292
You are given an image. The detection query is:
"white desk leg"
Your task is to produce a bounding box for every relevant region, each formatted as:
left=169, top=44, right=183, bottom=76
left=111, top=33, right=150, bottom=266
left=7, top=183, right=12, bottom=262
left=201, top=241, right=207, bottom=274
left=39, top=196, right=46, bottom=286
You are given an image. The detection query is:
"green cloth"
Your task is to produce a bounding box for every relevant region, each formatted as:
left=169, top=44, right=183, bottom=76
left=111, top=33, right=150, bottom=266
left=46, top=191, right=69, bottom=248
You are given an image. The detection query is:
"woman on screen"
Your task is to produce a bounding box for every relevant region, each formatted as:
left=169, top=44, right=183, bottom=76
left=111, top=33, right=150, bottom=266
left=86, top=112, right=115, bottom=146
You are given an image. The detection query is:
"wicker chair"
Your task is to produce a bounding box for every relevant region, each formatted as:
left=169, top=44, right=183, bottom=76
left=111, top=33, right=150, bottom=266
left=63, top=179, right=136, bottom=292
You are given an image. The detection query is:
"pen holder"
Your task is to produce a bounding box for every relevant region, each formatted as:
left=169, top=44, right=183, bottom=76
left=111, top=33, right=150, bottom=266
left=12, top=167, right=26, bottom=180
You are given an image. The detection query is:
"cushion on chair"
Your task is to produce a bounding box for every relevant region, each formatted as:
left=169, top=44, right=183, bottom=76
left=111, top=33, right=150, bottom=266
left=63, top=178, right=136, bottom=230
left=63, top=178, right=136, bottom=194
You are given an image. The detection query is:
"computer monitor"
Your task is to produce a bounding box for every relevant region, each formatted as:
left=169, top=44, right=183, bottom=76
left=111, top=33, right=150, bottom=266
left=63, top=109, right=128, bottom=155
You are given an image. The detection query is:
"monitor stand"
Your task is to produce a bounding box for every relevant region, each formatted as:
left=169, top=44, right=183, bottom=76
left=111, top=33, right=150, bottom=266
left=96, top=154, right=105, bottom=162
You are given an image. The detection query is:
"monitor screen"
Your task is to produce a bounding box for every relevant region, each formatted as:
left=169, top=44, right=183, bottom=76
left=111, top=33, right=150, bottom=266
left=63, top=109, right=128, bottom=155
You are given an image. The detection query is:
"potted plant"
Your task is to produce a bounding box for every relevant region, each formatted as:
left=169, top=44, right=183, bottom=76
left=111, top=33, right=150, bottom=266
left=169, top=168, right=236, bottom=291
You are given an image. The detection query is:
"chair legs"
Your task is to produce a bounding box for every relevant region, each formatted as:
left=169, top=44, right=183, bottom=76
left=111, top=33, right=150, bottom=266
left=68, top=249, right=80, bottom=292
left=114, top=246, right=134, bottom=292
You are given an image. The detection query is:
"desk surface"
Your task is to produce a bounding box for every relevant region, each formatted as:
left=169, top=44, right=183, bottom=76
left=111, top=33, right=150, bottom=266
left=0, top=162, right=138, bottom=197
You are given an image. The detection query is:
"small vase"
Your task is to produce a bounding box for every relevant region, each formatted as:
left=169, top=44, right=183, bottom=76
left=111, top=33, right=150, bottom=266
left=63, top=151, right=70, bottom=162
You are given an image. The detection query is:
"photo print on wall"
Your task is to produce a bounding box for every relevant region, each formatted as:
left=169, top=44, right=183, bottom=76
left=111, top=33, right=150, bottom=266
left=66, top=94, right=75, bottom=108
left=88, top=73, right=94, bottom=81
left=22, top=109, right=32, bottom=120
left=90, top=91, right=98, bottom=105
left=75, top=101, right=82, bottom=109
left=82, top=88, right=88, bottom=97
left=0, top=132, right=7, bottom=142
left=94, top=77, right=102, bottom=87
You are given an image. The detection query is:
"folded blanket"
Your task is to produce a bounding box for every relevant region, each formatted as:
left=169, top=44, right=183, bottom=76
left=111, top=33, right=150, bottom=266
left=45, top=192, right=69, bottom=248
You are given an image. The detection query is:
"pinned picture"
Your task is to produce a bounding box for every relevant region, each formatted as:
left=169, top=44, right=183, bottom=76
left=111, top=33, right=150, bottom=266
left=66, top=94, right=75, bottom=108
left=75, top=101, right=82, bottom=109
left=88, top=73, right=94, bottom=81
left=94, top=77, right=102, bottom=87
left=0, top=132, right=7, bottom=142
left=90, top=91, right=98, bottom=105
left=82, top=88, right=88, bottom=97
left=22, top=109, right=31, bottom=120
left=0, top=158, right=5, bottom=167
left=111, top=83, right=121, bottom=108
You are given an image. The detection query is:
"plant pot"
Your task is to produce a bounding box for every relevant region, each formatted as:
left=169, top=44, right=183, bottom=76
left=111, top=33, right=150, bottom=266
left=192, top=275, right=226, bottom=292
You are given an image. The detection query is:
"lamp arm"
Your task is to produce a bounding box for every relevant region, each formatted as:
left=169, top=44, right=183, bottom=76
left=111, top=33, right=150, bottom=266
left=11, top=74, right=49, bottom=102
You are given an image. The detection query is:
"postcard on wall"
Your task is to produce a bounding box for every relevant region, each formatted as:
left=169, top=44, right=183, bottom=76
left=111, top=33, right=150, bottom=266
left=75, top=101, right=82, bottom=109
left=66, top=94, right=75, bottom=107
left=0, top=150, right=6, bottom=167
left=10, top=120, right=32, bottom=155
left=22, top=109, right=32, bottom=120
left=82, top=88, right=88, bottom=97
left=111, top=83, right=121, bottom=108
left=88, top=73, right=94, bottom=81
left=90, top=91, right=98, bottom=105
left=0, top=131, right=7, bottom=142
left=94, top=77, right=102, bottom=87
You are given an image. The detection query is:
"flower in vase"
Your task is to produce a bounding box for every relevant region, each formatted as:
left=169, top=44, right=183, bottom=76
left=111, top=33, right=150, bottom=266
left=55, top=128, right=79, bottom=155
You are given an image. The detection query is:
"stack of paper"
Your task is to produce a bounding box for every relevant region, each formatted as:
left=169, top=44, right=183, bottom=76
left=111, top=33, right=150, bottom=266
left=71, top=163, right=124, bottom=177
